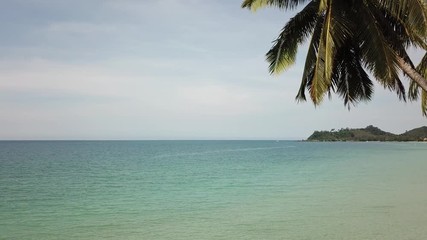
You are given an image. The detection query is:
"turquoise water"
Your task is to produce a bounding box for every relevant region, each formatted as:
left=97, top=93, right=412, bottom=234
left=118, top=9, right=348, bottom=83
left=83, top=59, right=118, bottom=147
left=1, top=141, right=427, bottom=239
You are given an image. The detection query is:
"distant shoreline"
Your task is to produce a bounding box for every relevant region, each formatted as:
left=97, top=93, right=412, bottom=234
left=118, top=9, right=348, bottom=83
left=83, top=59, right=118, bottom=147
left=306, top=125, right=427, bottom=142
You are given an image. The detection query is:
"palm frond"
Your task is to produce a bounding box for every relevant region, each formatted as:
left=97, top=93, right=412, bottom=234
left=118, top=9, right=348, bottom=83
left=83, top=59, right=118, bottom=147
left=408, top=79, right=420, bottom=100
left=266, top=0, right=319, bottom=74
left=244, top=0, right=427, bottom=115
left=376, top=0, right=427, bottom=38
left=333, top=43, right=374, bottom=109
left=358, top=1, right=406, bottom=100
left=328, top=1, right=353, bottom=47
left=417, top=52, right=427, bottom=76
left=418, top=53, right=427, bottom=115
left=408, top=53, right=427, bottom=100
left=309, top=2, right=335, bottom=105
left=375, top=1, right=427, bottom=50
left=295, top=15, right=325, bottom=102
left=408, top=53, right=427, bottom=115
left=318, top=0, right=328, bottom=12
left=241, top=0, right=309, bottom=11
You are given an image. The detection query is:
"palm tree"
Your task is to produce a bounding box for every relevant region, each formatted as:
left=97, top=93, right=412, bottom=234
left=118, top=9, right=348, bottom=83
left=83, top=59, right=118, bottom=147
left=242, top=0, right=427, bottom=115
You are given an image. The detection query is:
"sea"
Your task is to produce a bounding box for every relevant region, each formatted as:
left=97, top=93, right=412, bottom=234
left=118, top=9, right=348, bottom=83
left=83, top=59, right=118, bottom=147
left=1, top=140, right=427, bottom=240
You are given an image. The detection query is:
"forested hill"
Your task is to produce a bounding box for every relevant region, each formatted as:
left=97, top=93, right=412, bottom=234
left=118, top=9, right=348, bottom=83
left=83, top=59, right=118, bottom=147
left=307, top=125, right=427, bottom=141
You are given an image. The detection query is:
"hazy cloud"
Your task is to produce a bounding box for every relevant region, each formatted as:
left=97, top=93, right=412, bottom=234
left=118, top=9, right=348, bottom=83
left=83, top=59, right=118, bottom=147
left=0, top=0, right=425, bottom=139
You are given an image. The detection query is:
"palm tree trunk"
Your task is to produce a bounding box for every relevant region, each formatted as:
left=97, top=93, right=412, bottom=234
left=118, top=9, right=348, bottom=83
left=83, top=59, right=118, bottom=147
left=397, top=56, right=427, bottom=92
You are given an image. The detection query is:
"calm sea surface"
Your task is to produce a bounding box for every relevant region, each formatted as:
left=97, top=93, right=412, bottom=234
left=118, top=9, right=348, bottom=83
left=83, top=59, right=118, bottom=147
left=1, top=141, right=427, bottom=239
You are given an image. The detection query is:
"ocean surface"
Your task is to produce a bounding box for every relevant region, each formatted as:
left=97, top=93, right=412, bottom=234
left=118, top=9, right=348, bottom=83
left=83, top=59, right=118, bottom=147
left=1, top=141, right=427, bottom=240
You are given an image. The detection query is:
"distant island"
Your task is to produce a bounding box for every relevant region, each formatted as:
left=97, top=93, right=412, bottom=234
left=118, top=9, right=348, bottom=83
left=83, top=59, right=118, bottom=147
left=307, top=125, right=427, bottom=142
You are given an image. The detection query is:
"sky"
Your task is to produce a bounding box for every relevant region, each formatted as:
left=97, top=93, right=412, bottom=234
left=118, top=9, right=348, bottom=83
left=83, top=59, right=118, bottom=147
left=0, top=0, right=426, bottom=140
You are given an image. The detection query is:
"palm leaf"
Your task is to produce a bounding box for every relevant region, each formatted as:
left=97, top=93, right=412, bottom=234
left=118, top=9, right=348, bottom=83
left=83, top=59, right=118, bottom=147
left=412, top=53, right=427, bottom=115
left=358, top=1, right=406, bottom=100
left=318, top=0, right=328, bottom=12
left=417, top=52, right=427, bottom=77
left=309, top=0, right=334, bottom=105
left=332, top=42, right=374, bottom=108
left=296, top=14, right=324, bottom=102
left=375, top=1, right=427, bottom=50
left=408, top=53, right=427, bottom=101
left=241, top=0, right=309, bottom=11
left=266, top=0, right=319, bottom=74
left=408, top=53, right=427, bottom=114
left=376, top=0, right=427, bottom=38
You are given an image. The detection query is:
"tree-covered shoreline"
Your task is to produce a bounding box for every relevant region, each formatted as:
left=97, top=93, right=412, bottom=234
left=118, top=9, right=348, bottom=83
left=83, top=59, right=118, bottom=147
left=307, top=125, right=427, bottom=141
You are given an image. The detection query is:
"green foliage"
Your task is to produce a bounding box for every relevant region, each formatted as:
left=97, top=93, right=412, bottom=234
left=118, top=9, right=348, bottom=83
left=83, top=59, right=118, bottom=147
left=307, top=125, right=427, bottom=141
left=242, top=0, right=427, bottom=113
left=266, top=1, right=319, bottom=75
left=399, top=126, right=427, bottom=140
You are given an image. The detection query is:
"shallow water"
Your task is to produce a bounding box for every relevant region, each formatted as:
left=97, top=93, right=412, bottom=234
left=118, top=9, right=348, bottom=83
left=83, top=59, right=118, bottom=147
left=1, top=141, right=427, bottom=239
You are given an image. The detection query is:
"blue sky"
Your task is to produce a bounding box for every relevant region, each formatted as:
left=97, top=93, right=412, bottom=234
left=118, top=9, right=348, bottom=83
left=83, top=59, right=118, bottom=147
left=0, top=0, right=425, bottom=140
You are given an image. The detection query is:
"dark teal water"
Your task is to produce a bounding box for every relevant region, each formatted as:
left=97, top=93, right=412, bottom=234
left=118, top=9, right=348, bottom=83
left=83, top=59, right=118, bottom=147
left=1, top=141, right=427, bottom=239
